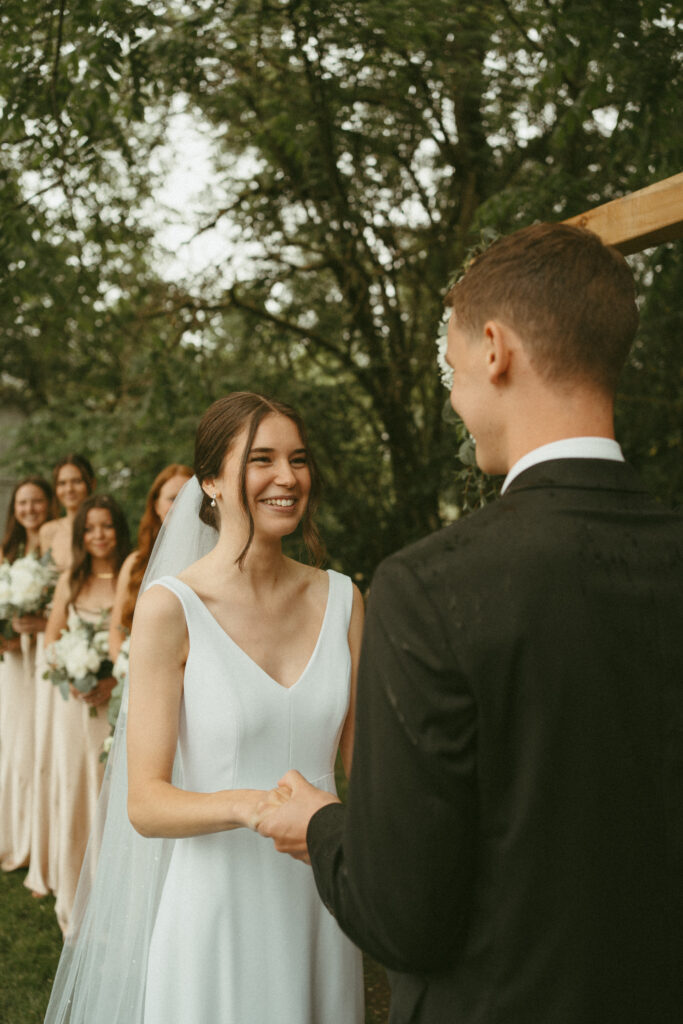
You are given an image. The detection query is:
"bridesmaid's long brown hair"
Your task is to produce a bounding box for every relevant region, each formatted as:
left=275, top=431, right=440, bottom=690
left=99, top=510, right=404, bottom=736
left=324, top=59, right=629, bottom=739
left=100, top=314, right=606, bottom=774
left=69, top=495, right=131, bottom=604
left=52, top=454, right=96, bottom=501
left=120, top=463, right=192, bottom=631
left=1, top=476, right=55, bottom=563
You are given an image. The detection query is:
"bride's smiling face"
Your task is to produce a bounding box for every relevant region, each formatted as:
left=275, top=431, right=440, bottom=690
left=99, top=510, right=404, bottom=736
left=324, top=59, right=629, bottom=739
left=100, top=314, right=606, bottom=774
left=209, top=413, right=311, bottom=540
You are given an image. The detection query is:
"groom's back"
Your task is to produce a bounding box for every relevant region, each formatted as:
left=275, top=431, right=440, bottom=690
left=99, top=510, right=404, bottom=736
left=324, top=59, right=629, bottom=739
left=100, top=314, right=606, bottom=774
left=403, top=458, right=683, bottom=1024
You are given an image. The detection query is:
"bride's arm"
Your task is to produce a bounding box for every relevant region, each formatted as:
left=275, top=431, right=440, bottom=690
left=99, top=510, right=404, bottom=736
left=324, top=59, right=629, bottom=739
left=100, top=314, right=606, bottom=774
left=338, top=584, right=364, bottom=779
left=126, top=585, right=266, bottom=839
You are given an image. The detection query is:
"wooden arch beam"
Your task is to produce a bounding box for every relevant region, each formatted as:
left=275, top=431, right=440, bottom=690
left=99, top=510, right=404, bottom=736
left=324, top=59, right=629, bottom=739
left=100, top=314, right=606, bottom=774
left=564, top=171, right=683, bottom=255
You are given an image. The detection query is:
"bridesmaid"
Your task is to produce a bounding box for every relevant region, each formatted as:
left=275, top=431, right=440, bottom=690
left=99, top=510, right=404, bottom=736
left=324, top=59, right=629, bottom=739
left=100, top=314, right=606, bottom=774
left=25, top=454, right=96, bottom=899
left=44, top=494, right=130, bottom=933
left=109, top=464, right=192, bottom=661
left=39, top=454, right=96, bottom=573
left=0, top=476, right=54, bottom=872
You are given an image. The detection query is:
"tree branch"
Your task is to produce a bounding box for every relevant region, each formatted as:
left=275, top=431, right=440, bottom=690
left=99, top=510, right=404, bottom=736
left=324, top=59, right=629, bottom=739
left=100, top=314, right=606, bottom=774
left=226, top=287, right=349, bottom=362
left=50, top=0, right=67, bottom=121
left=497, top=0, right=544, bottom=54
left=0, top=181, right=62, bottom=220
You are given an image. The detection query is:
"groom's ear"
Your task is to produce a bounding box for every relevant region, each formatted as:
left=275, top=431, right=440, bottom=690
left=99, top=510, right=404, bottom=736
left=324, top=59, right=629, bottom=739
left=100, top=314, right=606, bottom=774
left=482, top=320, right=515, bottom=385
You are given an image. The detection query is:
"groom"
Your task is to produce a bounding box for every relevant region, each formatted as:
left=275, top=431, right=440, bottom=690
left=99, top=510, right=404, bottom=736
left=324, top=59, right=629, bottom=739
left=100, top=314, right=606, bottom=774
left=258, top=223, right=683, bottom=1023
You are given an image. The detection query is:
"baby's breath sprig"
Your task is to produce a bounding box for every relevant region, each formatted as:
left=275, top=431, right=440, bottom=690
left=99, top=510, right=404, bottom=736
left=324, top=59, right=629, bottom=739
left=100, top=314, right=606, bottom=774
left=443, top=225, right=502, bottom=296
left=434, top=225, right=504, bottom=517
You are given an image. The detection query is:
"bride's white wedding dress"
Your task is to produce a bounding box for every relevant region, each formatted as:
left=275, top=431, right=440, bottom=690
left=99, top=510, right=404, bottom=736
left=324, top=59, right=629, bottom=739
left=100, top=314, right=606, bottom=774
left=143, top=571, right=363, bottom=1024
left=44, top=477, right=363, bottom=1024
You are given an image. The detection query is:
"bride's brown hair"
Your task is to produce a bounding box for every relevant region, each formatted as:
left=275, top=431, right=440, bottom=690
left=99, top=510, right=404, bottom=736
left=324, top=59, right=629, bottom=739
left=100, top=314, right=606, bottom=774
left=194, top=392, right=325, bottom=569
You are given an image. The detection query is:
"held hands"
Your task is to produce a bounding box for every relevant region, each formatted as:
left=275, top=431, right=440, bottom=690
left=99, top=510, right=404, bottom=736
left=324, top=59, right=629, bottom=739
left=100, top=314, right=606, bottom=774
left=254, top=769, right=340, bottom=864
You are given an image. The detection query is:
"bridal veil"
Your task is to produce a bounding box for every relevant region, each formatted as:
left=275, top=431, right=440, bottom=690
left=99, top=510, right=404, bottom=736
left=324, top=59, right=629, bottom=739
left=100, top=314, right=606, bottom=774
left=44, top=477, right=217, bottom=1023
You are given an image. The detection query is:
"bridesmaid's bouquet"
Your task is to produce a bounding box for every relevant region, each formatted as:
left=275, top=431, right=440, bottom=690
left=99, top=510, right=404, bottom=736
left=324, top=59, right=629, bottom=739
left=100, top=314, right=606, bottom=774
left=45, top=608, right=113, bottom=715
left=101, top=635, right=130, bottom=761
left=109, top=635, right=129, bottom=728
left=0, top=561, right=14, bottom=641
left=0, top=550, right=58, bottom=640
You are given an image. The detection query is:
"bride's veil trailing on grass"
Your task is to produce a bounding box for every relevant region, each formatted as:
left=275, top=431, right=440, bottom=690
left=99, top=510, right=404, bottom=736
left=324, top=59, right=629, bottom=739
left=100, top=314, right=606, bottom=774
left=45, top=477, right=217, bottom=1023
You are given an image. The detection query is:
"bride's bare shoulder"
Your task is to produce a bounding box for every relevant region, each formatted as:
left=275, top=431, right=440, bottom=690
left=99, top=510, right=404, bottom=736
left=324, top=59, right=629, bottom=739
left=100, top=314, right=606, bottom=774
left=134, top=581, right=186, bottom=630
left=130, top=585, right=188, bottom=668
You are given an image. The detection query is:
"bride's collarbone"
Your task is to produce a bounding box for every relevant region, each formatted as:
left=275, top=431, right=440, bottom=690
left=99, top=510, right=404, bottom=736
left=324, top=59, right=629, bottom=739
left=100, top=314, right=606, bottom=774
left=195, top=565, right=326, bottom=624
left=198, top=575, right=328, bottom=679
left=217, top=592, right=323, bottom=647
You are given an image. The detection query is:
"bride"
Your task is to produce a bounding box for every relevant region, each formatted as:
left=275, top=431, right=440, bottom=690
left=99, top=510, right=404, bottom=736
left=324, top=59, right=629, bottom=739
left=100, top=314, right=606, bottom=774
left=44, top=392, right=364, bottom=1023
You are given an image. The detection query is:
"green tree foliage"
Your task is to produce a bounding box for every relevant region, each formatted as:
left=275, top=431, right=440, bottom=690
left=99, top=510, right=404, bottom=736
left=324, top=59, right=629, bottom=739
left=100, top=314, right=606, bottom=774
left=1, top=1, right=681, bottom=580
left=617, top=243, right=683, bottom=509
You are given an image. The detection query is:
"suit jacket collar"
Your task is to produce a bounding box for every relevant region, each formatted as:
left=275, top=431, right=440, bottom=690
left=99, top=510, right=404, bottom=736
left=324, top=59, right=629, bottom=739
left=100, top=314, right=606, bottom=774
left=503, top=458, right=648, bottom=497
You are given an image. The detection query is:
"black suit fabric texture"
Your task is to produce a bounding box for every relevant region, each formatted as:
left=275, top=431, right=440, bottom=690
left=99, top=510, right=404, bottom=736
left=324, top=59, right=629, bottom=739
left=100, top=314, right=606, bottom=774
left=308, top=459, right=683, bottom=1024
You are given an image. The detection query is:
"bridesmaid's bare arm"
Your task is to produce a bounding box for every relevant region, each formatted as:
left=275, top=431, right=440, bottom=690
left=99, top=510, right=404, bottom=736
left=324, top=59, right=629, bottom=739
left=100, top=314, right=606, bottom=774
left=44, top=573, right=71, bottom=647
left=108, top=551, right=137, bottom=660
left=38, top=519, right=59, bottom=557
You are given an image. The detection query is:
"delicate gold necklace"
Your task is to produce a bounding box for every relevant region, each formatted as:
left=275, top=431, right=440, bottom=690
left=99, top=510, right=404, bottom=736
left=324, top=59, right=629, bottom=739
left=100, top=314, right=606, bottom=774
left=95, top=571, right=115, bottom=579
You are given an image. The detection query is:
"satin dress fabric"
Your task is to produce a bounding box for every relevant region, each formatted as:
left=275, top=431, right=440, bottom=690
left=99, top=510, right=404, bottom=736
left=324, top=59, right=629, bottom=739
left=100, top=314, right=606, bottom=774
left=51, top=604, right=111, bottom=932
left=143, top=571, right=363, bottom=1024
left=0, top=634, right=37, bottom=870
left=26, top=537, right=71, bottom=898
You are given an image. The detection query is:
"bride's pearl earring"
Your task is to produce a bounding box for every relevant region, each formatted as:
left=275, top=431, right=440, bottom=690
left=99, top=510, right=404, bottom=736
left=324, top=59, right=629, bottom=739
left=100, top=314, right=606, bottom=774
left=210, top=495, right=217, bottom=508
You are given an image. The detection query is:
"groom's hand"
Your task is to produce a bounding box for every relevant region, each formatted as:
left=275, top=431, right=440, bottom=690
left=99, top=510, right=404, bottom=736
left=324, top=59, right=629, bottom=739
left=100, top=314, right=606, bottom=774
left=256, top=769, right=339, bottom=863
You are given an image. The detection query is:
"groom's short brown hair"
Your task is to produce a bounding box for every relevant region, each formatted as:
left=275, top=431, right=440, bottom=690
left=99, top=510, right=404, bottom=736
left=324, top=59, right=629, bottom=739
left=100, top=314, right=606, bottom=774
left=444, top=222, right=638, bottom=394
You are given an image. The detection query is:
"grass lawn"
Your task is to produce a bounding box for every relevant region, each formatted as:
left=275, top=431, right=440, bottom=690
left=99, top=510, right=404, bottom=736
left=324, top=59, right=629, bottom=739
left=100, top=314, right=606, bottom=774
left=0, top=869, right=62, bottom=1024
left=0, top=866, right=390, bottom=1023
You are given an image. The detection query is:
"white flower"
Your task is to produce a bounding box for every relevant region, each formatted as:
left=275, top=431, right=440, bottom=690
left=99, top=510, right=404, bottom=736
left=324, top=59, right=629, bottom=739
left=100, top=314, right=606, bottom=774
left=93, top=630, right=110, bottom=658
left=64, top=639, right=94, bottom=681
left=66, top=606, right=83, bottom=632
left=88, top=645, right=104, bottom=673
left=11, top=563, right=44, bottom=607
left=112, top=636, right=130, bottom=685
left=0, top=564, right=12, bottom=617
left=435, top=321, right=454, bottom=390
left=58, top=627, right=96, bottom=679
left=6, top=552, right=58, bottom=615
left=67, top=655, right=91, bottom=680
left=45, top=608, right=111, bottom=705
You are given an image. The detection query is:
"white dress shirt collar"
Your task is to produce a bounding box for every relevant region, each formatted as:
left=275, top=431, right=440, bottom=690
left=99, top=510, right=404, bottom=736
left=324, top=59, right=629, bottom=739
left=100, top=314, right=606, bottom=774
left=501, top=437, right=625, bottom=494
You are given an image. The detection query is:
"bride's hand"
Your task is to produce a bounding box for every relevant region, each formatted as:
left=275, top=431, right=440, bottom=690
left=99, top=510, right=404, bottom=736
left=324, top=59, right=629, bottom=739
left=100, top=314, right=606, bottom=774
left=248, top=786, right=292, bottom=831
left=230, top=788, right=291, bottom=832
left=256, top=770, right=340, bottom=862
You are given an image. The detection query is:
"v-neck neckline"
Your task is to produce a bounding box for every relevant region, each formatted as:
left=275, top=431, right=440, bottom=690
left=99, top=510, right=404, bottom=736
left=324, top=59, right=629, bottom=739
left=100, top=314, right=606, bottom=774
left=172, top=571, right=332, bottom=691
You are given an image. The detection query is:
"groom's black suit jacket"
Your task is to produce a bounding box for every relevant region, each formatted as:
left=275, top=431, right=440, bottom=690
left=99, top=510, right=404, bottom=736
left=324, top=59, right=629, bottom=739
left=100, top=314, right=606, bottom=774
left=308, top=459, right=683, bottom=1024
